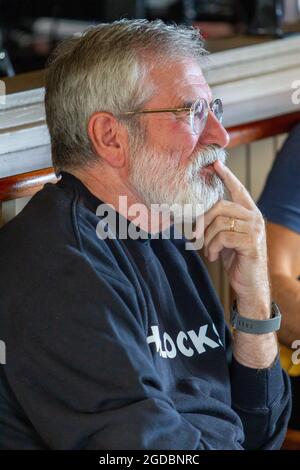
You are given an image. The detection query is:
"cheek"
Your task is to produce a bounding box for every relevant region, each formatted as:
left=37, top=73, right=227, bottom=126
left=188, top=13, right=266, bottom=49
left=174, top=132, right=199, bottom=167
left=169, top=118, right=197, bottom=146
left=149, top=120, right=198, bottom=162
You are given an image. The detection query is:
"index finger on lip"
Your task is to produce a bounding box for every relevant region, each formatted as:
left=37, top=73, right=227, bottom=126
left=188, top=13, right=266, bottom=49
left=213, top=160, right=255, bottom=210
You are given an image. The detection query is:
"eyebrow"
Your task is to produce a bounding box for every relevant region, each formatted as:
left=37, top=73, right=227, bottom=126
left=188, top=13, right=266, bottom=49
left=181, top=100, right=194, bottom=109
left=170, top=93, right=194, bottom=109
left=178, top=97, right=213, bottom=109
left=170, top=98, right=194, bottom=110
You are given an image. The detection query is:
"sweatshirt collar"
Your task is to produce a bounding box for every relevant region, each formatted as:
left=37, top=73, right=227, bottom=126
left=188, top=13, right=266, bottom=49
left=57, top=171, right=175, bottom=243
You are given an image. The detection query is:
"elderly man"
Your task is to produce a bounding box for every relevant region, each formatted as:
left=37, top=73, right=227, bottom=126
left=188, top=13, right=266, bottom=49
left=0, top=19, right=290, bottom=450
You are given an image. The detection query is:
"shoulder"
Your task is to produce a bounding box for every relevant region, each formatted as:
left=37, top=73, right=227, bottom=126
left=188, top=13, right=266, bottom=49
left=0, top=181, right=129, bottom=287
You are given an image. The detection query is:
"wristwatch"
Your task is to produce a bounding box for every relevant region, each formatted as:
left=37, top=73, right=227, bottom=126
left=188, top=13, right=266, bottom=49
left=230, top=300, right=281, bottom=334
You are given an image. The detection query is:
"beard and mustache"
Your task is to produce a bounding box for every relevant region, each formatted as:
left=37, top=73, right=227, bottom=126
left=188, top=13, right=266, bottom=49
left=127, top=129, right=227, bottom=224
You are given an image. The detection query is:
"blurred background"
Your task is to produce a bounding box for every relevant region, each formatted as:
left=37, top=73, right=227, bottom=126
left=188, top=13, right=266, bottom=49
left=1, top=0, right=300, bottom=77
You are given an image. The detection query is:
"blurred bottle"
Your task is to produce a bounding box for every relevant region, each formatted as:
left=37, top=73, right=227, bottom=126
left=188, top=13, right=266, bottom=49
left=146, top=0, right=184, bottom=22
left=243, top=0, right=284, bottom=37
left=283, top=0, right=300, bottom=24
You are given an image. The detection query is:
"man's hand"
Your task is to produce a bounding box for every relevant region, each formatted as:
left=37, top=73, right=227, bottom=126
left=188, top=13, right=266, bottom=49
left=201, top=161, right=278, bottom=369
left=203, top=160, right=271, bottom=320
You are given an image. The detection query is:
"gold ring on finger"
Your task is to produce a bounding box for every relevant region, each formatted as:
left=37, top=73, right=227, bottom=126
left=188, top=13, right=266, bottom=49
left=229, top=218, right=236, bottom=232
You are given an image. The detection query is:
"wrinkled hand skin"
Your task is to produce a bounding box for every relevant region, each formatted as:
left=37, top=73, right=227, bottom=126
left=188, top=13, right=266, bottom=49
left=203, top=161, right=277, bottom=369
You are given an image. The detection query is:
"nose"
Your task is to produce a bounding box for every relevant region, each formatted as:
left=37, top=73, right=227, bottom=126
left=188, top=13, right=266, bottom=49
left=199, top=111, right=230, bottom=149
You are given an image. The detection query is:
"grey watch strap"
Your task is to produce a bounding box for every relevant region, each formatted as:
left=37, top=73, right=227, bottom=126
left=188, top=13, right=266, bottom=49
left=230, top=301, right=281, bottom=334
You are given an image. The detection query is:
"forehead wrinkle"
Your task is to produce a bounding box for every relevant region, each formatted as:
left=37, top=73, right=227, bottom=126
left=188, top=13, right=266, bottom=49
left=150, top=63, right=212, bottom=107
left=169, top=78, right=212, bottom=106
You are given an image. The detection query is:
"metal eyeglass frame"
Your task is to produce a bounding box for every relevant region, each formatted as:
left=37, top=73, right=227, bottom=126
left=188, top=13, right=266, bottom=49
left=118, top=98, right=223, bottom=135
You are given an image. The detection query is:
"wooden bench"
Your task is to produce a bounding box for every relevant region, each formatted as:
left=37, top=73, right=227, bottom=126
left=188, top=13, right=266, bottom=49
left=1, top=110, right=300, bottom=449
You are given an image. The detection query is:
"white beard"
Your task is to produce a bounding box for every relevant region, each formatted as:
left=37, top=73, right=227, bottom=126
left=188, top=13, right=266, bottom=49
left=128, top=139, right=227, bottom=223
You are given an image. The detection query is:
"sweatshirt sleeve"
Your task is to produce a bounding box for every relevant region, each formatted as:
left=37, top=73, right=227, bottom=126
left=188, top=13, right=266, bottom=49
left=5, top=248, right=214, bottom=450
left=228, top=331, right=291, bottom=449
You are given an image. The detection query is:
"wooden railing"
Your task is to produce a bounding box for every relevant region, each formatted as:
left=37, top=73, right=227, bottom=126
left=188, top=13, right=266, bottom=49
left=227, top=110, right=300, bottom=148
left=0, top=167, right=57, bottom=202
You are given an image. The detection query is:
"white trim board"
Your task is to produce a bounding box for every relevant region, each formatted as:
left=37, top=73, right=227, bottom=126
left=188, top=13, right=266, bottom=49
left=0, top=125, right=50, bottom=156
left=0, top=145, right=51, bottom=178
left=0, top=87, right=45, bottom=111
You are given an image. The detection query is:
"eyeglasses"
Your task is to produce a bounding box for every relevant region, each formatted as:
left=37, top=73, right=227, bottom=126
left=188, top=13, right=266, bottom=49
left=119, top=98, right=223, bottom=136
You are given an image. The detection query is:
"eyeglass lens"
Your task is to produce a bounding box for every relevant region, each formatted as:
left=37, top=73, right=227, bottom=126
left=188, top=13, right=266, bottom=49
left=192, top=98, right=223, bottom=134
left=210, top=99, right=223, bottom=124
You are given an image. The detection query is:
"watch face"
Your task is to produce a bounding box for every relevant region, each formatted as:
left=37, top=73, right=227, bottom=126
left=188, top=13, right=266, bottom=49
left=271, top=301, right=281, bottom=318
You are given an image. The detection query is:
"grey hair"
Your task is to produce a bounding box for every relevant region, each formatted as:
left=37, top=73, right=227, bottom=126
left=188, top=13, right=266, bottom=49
left=45, top=18, right=207, bottom=172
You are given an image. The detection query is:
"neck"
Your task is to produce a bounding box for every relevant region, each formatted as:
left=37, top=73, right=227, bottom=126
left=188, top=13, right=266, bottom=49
left=67, top=164, right=173, bottom=234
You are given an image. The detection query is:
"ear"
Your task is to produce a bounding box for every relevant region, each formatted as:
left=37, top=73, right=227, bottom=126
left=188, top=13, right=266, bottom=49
left=87, top=112, right=127, bottom=168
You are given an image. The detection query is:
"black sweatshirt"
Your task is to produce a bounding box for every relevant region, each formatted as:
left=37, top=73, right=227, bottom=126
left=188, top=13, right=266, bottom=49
left=0, top=172, right=291, bottom=450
